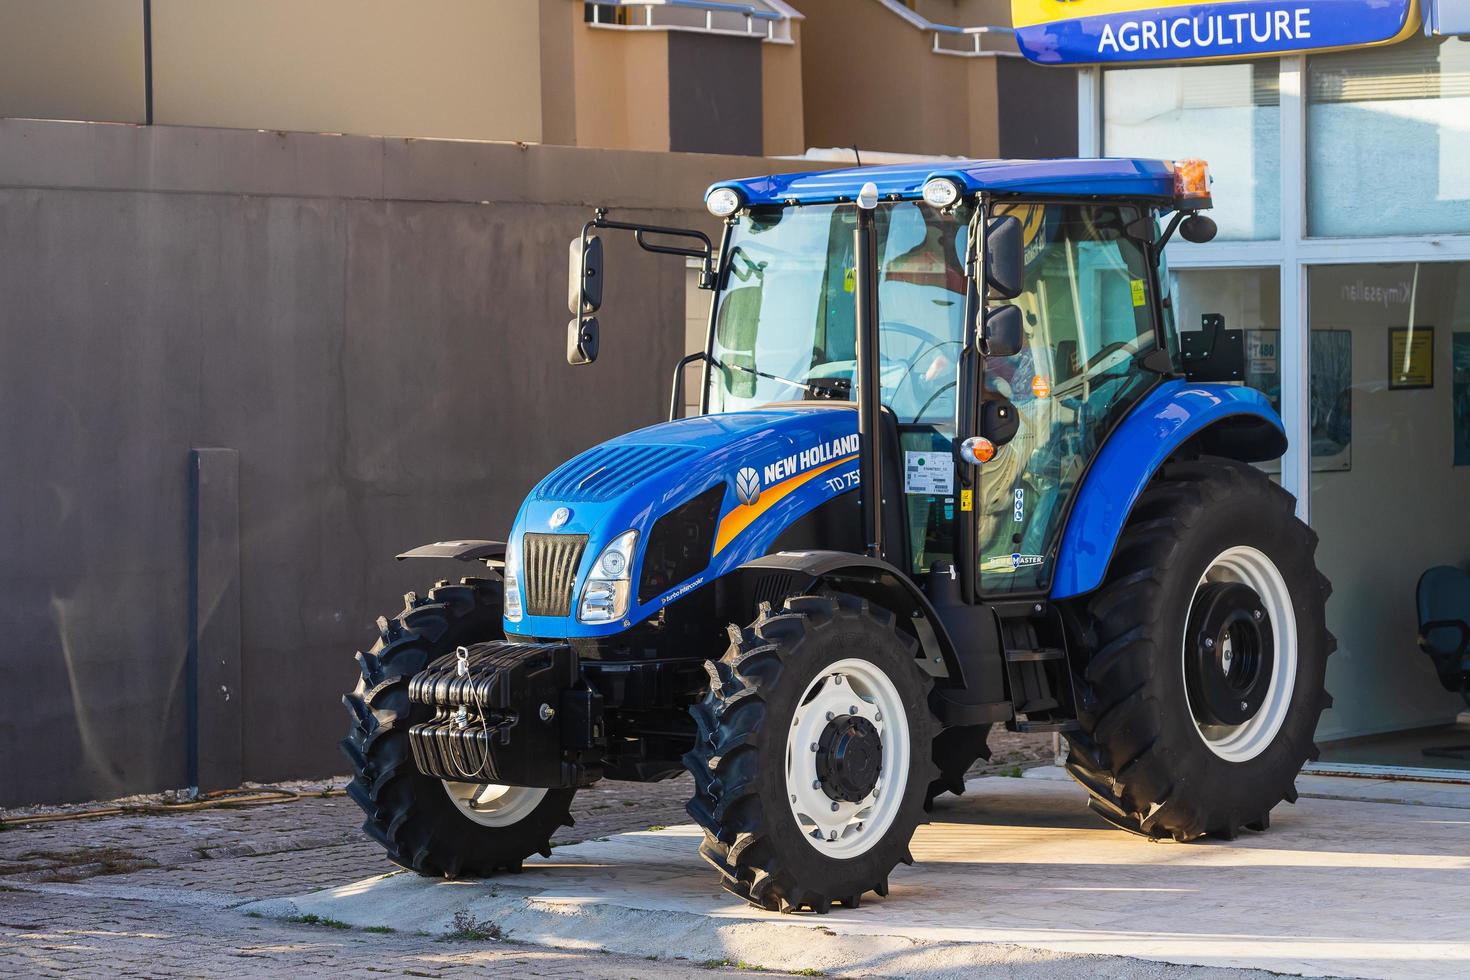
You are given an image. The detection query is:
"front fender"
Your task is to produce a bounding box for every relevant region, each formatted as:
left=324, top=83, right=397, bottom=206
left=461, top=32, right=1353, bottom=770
left=1050, top=380, right=1286, bottom=600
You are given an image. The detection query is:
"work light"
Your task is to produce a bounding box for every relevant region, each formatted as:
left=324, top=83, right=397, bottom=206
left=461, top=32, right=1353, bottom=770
left=922, top=177, right=961, bottom=209
left=706, top=187, right=744, bottom=217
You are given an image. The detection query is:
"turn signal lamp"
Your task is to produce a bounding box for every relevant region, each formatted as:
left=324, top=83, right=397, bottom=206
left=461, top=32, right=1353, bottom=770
left=1172, top=158, right=1211, bottom=202
left=959, top=436, right=996, bottom=465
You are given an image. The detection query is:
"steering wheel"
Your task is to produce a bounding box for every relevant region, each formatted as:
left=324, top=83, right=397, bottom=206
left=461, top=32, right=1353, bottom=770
left=881, top=320, right=963, bottom=414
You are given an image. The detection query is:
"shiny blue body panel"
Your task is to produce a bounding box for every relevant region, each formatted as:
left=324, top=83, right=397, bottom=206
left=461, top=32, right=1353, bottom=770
left=1049, top=380, right=1286, bottom=600
left=504, top=406, right=861, bottom=640
left=708, top=158, right=1178, bottom=209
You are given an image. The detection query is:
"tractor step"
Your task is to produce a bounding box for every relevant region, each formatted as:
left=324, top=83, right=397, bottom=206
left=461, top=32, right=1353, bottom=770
left=1012, top=719, right=1081, bottom=734
left=1005, top=647, right=1065, bottom=663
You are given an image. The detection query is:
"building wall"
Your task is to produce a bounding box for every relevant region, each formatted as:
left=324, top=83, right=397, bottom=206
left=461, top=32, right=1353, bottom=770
left=668, top=32, right=764, bottom=155
left=761, top=21, right=806, bottom=157
left=0, top=0, right=802, bottom=155
left=569, top=10, right=672, bottom=153
left=0, top=118, right=821, bottom=807
left=150, top=0, right=544, bottom=141
left=0, top=0, right=145, bottom=124
left=796, top=0, right=1004, bottom=157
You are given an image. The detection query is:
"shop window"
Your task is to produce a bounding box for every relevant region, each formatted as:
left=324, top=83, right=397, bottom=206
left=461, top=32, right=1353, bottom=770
left=1307, top=262, right=1470, bottom=769
left=1308, top=36, right=1470, bottom=237
left=1103, top=61, right=1280, bottom=241
left=1172, top=268, right=1291, bottom=466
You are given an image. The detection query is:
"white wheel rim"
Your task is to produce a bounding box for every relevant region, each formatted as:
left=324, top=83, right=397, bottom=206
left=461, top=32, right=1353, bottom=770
left=785, top=658, right=910, bottom=858
left=441, top=781, right=548, bottom=828
left=1183, top=546, right=1297, bottom=763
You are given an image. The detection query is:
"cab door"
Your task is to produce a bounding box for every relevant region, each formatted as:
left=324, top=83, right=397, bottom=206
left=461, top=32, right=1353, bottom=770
left=977, top=201, right=1163, bottom=598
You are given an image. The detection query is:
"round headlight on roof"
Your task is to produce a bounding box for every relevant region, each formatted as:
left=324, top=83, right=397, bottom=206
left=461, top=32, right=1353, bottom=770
left=707, top=187, right=744, bottom=218
left=922, top=177, right=961, bottom=209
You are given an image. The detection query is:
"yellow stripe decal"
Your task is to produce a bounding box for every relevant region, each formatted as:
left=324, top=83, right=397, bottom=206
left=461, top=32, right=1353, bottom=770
left=713, top=454, right=858, bottom=557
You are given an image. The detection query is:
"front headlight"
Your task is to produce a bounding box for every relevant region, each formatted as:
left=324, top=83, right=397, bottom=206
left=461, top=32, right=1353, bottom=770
left=578, top=530, right=637, bottom=623
left=503, top=565, right=524, bottom=623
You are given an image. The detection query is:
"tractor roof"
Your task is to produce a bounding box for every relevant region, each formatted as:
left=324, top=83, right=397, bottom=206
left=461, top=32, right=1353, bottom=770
left=708, top=157, right=1179, bottom=208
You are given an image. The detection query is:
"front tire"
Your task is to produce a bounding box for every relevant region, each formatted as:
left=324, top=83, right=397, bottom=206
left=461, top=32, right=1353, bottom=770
left=1062, top=458, right=1334, bottom=841
left=341, top=578, right=576, bottom=876
left=684, top=594, right=938, bottom=913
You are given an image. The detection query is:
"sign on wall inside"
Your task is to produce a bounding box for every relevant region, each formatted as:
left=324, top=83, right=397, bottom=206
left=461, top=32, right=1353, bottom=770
left=1012, top=0, right=1421, bottom=65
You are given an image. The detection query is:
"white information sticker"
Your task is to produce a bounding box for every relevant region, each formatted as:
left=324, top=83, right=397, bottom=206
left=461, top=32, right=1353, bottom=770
left=904, top=450, right=953, bottom=495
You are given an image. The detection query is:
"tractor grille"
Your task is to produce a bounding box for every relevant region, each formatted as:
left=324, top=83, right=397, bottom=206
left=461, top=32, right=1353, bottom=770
left=536, top=444, right=697, bottom=502
left=522, top=532, right=587, bottom=617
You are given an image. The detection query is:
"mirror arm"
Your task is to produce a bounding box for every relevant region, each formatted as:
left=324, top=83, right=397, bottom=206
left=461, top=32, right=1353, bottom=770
left=592, top=211, right=717, bottom=288
left=669, top=352, right=714, bottom=421
left=1155, top=209, right=1189, bottom=255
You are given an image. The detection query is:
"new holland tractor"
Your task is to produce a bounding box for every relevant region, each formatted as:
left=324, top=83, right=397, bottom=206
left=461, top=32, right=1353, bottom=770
left=343, top=157, right=1333, bottom=913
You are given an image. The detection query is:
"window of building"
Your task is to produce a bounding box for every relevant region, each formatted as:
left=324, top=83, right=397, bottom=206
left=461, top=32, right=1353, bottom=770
left=1308, top=36, right=1470, bottom=237
left=1307, top=262, right=1470, bottom=768
left=1103, top=61, right=1280, bottom=241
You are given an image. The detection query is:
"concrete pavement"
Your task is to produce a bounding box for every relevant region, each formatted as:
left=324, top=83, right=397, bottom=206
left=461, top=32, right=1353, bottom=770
left=251, top=769, right=1470, bottom=980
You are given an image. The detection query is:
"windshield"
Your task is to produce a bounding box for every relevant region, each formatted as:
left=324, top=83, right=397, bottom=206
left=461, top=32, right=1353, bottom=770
left=705, top=201, right=973, bottom=424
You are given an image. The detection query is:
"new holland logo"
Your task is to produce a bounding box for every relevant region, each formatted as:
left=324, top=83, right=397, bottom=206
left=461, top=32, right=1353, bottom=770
left=735, top=467, right=762, bottom=506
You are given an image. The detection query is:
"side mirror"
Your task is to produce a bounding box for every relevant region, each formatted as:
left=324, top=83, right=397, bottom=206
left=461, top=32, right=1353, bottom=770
left=981, top=303, right=1024, bottom=358
left=984, top=215, right=1024, bottom=299
left=1179, top=213, right=1218, bottom=244
left=568, top=234, right=604, bottom=315
left=567, top=316, right=599, bottom=366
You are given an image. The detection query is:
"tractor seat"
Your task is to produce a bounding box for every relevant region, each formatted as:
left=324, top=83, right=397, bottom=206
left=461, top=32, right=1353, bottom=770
left=1416, top=565, right=1470, bottom=707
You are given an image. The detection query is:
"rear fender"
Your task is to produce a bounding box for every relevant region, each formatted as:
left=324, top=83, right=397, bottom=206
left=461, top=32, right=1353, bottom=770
left=1051, top=381, right=1286, bottom=600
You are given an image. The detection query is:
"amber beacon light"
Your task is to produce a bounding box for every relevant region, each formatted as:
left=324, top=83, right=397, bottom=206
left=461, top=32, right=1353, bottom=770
left=1171, top=158, right=1211, bottom=203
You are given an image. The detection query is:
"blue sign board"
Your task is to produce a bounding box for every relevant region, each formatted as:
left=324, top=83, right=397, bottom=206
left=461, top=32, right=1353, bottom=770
left=1012, top=0, right=1420, bottom=65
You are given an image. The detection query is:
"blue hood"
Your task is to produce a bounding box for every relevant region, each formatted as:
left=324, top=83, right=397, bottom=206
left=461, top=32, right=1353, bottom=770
left=504, top=405, right=861, bottom=639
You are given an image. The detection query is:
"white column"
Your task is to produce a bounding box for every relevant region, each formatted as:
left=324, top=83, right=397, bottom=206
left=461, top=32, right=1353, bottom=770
left=1077, top=67, right=1102, bottom=158
left=1278, top=55, right=1309, bottom=522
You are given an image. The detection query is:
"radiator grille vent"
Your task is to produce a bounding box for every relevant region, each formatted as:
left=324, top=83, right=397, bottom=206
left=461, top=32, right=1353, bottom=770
left=536, top=445, right=697, bottom=502
left=522, top=533, right=588, bottom=617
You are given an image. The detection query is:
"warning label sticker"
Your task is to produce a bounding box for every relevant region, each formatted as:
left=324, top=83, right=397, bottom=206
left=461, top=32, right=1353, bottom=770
left=904, top=451, right=953, bottom=495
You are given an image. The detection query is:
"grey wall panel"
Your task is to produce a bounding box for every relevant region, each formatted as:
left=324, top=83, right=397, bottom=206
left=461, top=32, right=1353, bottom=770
left=667, top=32, right=763, bottom=156
left=997, top=57, right=1078, bottom=160
left=0, top=119, right=784, bottom=805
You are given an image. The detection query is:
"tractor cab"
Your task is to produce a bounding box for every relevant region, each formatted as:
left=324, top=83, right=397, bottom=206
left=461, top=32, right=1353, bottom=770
left=345, top=158, right=1331, bottom=917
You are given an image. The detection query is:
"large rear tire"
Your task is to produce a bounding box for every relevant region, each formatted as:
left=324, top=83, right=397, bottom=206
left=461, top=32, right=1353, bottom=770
left=1062, top=458, right=1334, bottom=841
left=341, top=578, right=575, bottom=876
left=684, top=594, right=938, bottom=913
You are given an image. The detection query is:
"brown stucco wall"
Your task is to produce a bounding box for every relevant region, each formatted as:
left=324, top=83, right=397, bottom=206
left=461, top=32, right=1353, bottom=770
left=149, top=0, right=545, bottom=141
left=0, top=0, right=146, bottom=124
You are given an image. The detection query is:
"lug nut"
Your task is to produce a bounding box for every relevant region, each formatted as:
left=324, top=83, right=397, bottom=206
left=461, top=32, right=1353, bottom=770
left=1240, top=700, right=1249, bottom=711
left=831, top=802, right=839, bottom=812
left=811, top=742, right=819, bottom=752
left=874, top=710, right=883, bottom=722
left=1253, top=609, right=1264, bottom=621
left=833, top=676, right=843, bottom=686
left=826, top=711, right=835, bottom=721
left=539, top=703, right=556, bottom=722
left=849, top=705, right=858, bottom=715
left=1204, top=637, right=1216, bottom=649
left=812, top=780, right=821, bottom=790
left=791, top=794, right=797, bottom=804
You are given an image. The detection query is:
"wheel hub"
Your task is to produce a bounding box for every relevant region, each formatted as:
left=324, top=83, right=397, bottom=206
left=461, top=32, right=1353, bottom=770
left=815, top=715, right=883, bottom=803
left=1185, top=581, right=1274, bottom=727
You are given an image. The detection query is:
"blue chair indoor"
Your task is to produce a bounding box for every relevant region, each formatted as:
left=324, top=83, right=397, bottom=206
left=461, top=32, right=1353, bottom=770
left=1416, top=565, right=1470, bottom=760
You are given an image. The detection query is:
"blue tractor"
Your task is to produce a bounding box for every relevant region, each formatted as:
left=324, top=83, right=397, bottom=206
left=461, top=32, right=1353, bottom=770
left=343, top=158, right=1333, bottom=913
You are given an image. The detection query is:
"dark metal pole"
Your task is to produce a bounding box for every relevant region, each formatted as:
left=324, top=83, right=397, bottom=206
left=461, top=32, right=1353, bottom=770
left=854, top=189, right=883, bottom=560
